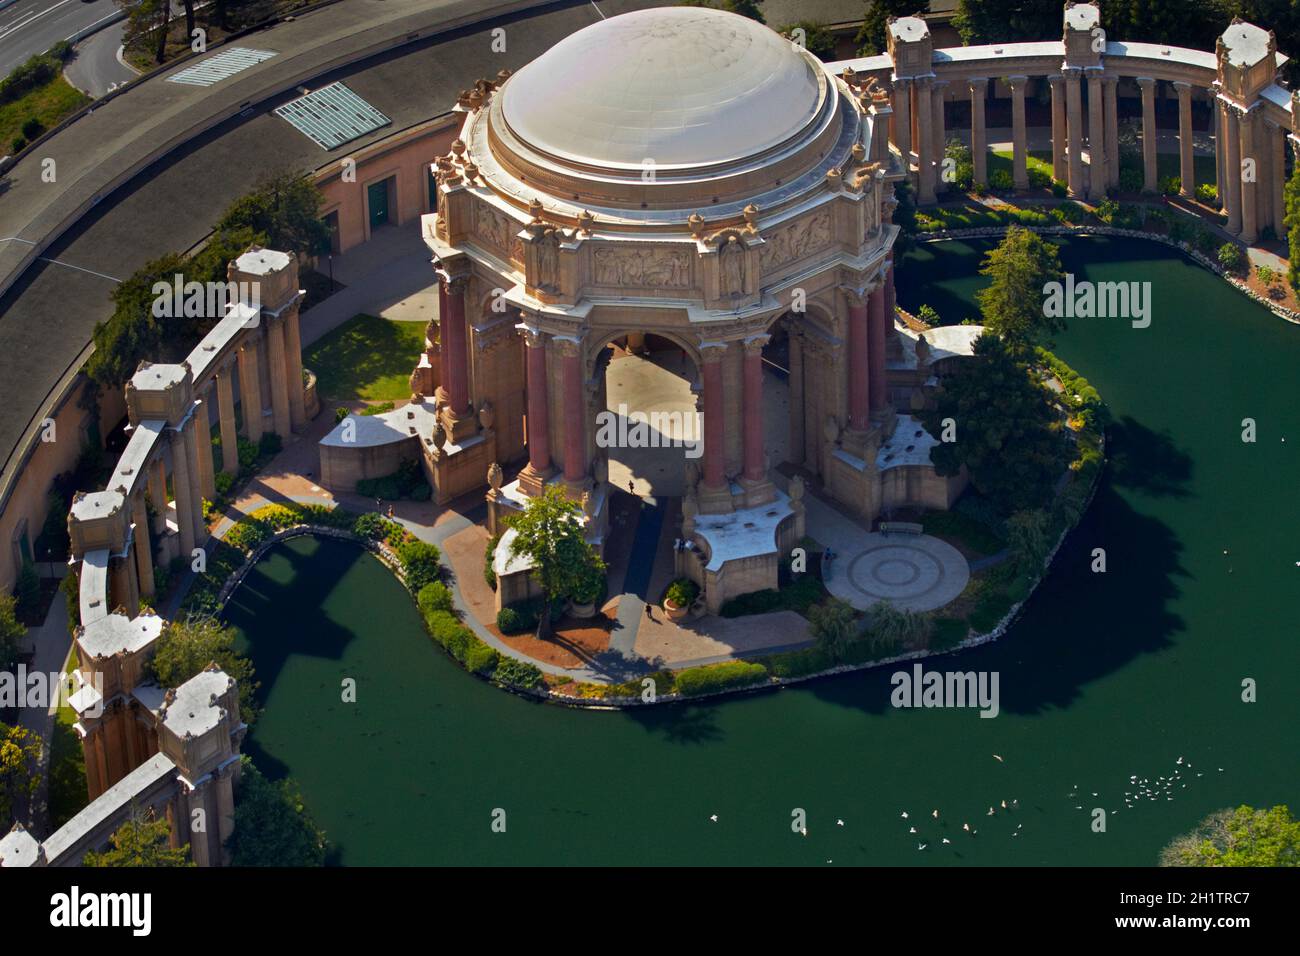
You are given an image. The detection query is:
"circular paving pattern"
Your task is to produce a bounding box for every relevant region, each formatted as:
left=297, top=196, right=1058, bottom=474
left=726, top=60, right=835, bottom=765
left=825, top=534, right=970, bottom=612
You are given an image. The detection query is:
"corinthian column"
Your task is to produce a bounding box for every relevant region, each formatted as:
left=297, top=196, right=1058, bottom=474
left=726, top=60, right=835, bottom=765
left=868, top=278, right=888, bottom=413
left=1009, top=76, right=1029, bottom=191
left=265, top=315, right=292, bottom=439
left=844, top=287, right=871, bottom=430
left=437, top=273, right=470, bottom=417
left=557, top=337, right=586, bottom=485
left=932, top=81, right=948, bottom=194
left=1065, top=69, right=1084, bottom=197
left=1174, top=81, right=1195, bottom=198
left=169, top=427, right=196, bottom=557
left=518, top=324, right=552, bottom=495
left=1103, top=75, right=1120, bottom=189
left=700, top=343, right=727, bottom=492
left=1239, top=108, right=1258, bottom=244
left=741, top=336, right=768, bottom=483
left=915, top=77, right=935, bottom=203
left=1048, top=74, right=1066, bottom=183
left=969, top=78, right=988, bottom=188
left=132, top=492, right=154, bottom=600
left=1224, top=104, right=1243, bottom=234
left=893, top=77, right=912, bottom=163
left=216, top=362, right=239, bottom=475
left=1086, top=71, right=1106, bottom=200
left=236, top=336, right=263, bottom=444
left=1137, top=77, right=1158, bottom=194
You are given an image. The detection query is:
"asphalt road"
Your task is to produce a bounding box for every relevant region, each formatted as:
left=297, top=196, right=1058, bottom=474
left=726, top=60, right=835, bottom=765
left=0, top=0, right=120, bottom=76
left=63, top=18, right=136, bottom=96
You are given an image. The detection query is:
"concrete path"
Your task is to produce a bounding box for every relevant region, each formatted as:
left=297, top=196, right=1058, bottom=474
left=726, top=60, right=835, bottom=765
left=803, top=492, right=970, bottom=613
left=12, top=586, right=72, bottom=832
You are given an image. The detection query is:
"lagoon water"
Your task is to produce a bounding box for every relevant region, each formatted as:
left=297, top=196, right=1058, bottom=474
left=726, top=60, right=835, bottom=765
left=226, top=238, right=1299, bottom=865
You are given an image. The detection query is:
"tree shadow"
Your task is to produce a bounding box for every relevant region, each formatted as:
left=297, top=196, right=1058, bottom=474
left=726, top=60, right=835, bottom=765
left=1107, top=415, right=1193, bottom=499
left=623, top=702, right=725, bottom=745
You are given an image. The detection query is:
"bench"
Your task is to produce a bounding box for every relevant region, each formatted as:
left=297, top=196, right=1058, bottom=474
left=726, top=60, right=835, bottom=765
left=878, top=521, right=924, bottom=536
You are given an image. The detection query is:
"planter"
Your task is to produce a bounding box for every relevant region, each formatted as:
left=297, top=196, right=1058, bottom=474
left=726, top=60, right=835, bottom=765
left=663, top=600, right=688, bottom=622
left=568, top=599, right=596, bottom=619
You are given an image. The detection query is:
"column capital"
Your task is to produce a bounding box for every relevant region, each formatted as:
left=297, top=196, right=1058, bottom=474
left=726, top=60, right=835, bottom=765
left=698, top=340, right=728, bottom=363
left=967, top=76, right=989, bottom=92
left=516, top=322, right=548, bottom=349
left=838, top=284, right=870, bottom=307
left=1047, top=73, right=1064, bottom=87
left=742, top=334, right=770, bottom=355
left=892, top=76, right=911, bottom=89
left=1007, top=75, right=1029, bottom=90
left=1172, top=80, right=1193, bottom=94
left=1135, top=76, right=1157, bottom=90
left=1101, top=73, right=1119, bottom=87
left=553, top=335, right=582, bottom=359
left=931, top=79, right=949, bottom=92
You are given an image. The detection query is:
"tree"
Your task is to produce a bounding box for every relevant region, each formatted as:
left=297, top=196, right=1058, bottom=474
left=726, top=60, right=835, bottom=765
left=1006, top=508, right=1052, bottom=573
left=925, top=332, right=1069, bottom=513
left=975, top=224, right=1065, bottom=357
left=147, top=617, right=260, bottom=724
left=84, top=805, right=192, bottom=867
left=857, top=1, right=929, bottom=56
left=0, top=723, right=41, bottom=822
left=808, top=598, right=858, bottom=660
left=226, top=758, right=326, bottom=866
left=214, top=171, right=331, bottom=257
left=867, top=599, right=929, bottom=649
left=1160, top=805, right=1300, bottom=867
left=507, top=485, right=605, bottom=638
left=953, top=0, right=1065, bottom=45
left=118, top=0, right=173, bottom=65
left=779, top=21, right=837, bottom=61
left=0, top=594, right=23, bottom=674
left=1284, top=156, right=1300, bottom=290
left=85, top=251, right=185, bottom=388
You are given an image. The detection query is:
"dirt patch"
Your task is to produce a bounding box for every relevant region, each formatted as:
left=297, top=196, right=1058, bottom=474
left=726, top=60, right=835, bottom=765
left=492, top=609, right=616, bottom=668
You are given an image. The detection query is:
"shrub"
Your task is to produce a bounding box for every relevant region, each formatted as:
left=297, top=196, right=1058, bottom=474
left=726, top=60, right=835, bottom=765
left=1195, top=182, right=1218, bottom=205
left=988, top=169, right=1014, bottom=192
left=930, top=617, right=969, bottom=651
left=1027, top=167, right=1051, bottom=190
left=497, top=604, right=534, bottom=634
left=676, top=660, right=769, bottom=697
left=1159, top=175, right=1181, bottom=197
left=417, top=582, right=454, bottom=615
left=359, top=401, right=396, bottom=417
left=334, top=407, right=350, bottom=424
left=1051, top=201, right=1087, bottom=224
left=10, top=136, right=25, bottom=153
left=761, top=646, right=834, bottom=679
left=1050, top=179, right=1068, bottom=198
left=214, top=471, right=234, bottom=495
left=423, top=608, right=499, bottom=675
left=808, top=597, right=858, bottom=660
left=352, top=512, right=387, bottom=540
left=1118, top=167, right=1144, bottom=193
left=483, top=530, right=502, bottom=589
left=20, top=117, right=45, bottom=141
left=492, top=656, right=543, bottom=688
left=237, top=437, right=259, bottom=471
left=1256, top=264, right=1278, bottom=286
left=1217, top=243, right=1244, bottom=274
left=463, top=642, right=499, bottom=675
left=664, top=578, right=699, bottom=608
left=917, top=304, right=942, bottom=327
left=969, top=589, right=1016, bottom=633
left=395, top=539, right=441, bottom=593
left=865, top=599, right=929, bottom=650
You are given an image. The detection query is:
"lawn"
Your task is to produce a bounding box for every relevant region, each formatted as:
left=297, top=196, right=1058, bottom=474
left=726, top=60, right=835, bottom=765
left=0, top=74, right=89, bottom=151
left=303, top=313, right=426, bottom=402
left=989, top=149, right=1055, bottom=181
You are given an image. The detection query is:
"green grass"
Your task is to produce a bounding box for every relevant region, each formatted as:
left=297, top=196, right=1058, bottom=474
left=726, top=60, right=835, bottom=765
left=0, top=74, right=89, bottom=150
left=303, top=313, right=426, bottom=401
left=48, top=703, right=87, bottom=830
left=989, top=149, right=1055, bottom=181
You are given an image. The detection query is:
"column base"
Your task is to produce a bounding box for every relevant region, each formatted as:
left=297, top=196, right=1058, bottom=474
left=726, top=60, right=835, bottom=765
left=517, top=463, right=554, bottom=498
left=696, top=482, right=735, bottom=516
left=438, top=404, right=478, bottom=444
left=735, top=474, right=775, bottom=509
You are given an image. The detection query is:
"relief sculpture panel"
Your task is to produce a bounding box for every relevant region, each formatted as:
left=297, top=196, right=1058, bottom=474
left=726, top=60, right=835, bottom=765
left=759, top=210, right=833, bottom=272
left=591, top=245, right=691, bottom=288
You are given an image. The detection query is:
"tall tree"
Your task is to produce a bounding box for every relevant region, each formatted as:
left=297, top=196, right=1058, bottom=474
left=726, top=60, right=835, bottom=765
left=975, top=224, right=1066, bottom=357
left=507, top=485, right=605, bottom=638
left=214, top=171, right=331, bottom=257
left=952, top=0, right=1061, bottom=45
left=85, top=251, right=186, bottom=388
left=226, top=758, right=327, bottom=866
left=778, top=21, right=838, bottom=61
left=1161, top=805, right=1300, bottom=866
left=147, top=617, right=260, bottom=725
left=1284, top=153, right=1300, bottom=290
left=0, top=593, right=23, bottom=675
left=117, top=0, right=173, bottom=65
left=0, top=722, right=41, bottom=823
left=858, top=1, right=930, bottom=56
left=925, top=332, right=1068, bottom=513
left=84, top=807, right=193, bottom=867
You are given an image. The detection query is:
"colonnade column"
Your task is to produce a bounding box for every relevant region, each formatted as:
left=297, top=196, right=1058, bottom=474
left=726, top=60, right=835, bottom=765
left=1214, top=98, right=1228, bottom=209
left=1049, top=75, right=1066, bottom=183
left=182, top=415, right=207, bottom=546
left=216, top=362, right=239, bottom=475
left=1239, top=108, right=1258, bottom=244
left=845, top=288, right=870, bottom=431
left=787, top=329, right=804, bottom=466
left=520, top=326, right=552, bottom=486
left=741, top=336, right=767, bottom=483
left=195, top=391, right=216, bottom=503
left=1224, top=103, right=1243, bottom=234
left=868, top=279, right=888, bottom=414
left=284, top=306, right=306, bottom=432
left=700, top=344, right=727, bottom=491
left=437, top=274, right=470, bottom=418
left=1175, top=81, right=1195, bottom=199
left=236, top=337, right=263, bottom=444
left=1009, top=76, right=1029, bottom=191
left=169, top=426, right=197, bottom=558
left=932, top=81, right=948, bottom=195
left=1138, top=77, right=1158, bottom=194
left=1271, top=123, right=1286, bottom=237
left=1104, top=75, right=1120, bottom=189
left=969, top=78, right=988, bottom=188
left=893, top=77, right=912, bottom=163
left=131, top=492, right=154, bottom=600
left=1065, top=69, right=1084, bottom=197
left=147, top=457, right=168, bottom=536
left=1086, top=71, right=1106, bottom=200
left=265, top=315, right=292, bottom=439
left=916, top=77, right=935, bottom=203
left=558, top=337, right=586, bottom=485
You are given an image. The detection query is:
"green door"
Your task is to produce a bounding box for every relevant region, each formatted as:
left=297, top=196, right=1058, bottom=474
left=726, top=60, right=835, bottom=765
left=368, top=180, right=389, bottom=230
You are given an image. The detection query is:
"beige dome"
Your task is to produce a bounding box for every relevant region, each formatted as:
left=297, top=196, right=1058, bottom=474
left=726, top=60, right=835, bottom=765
left=499, top=7, right=823, bottom=171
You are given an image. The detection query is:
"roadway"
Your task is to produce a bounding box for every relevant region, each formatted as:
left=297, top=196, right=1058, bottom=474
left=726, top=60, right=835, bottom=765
left=0, top=0, right=120, bottom=76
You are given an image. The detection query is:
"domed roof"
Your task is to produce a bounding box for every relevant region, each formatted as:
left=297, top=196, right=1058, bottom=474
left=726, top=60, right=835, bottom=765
left=499, top=7, right=823, bottom=171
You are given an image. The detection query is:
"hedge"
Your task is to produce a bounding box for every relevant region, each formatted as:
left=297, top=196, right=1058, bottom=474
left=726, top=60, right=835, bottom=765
left=675, top=660, right=769, bottom=697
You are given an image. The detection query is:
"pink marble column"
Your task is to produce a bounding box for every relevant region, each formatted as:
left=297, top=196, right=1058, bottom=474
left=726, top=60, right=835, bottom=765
left=742, top=337, right=767, bottom=482
left=868, top=278, right=888, bottom=413
left=701, top=346, right=726, bottom=490
left=438, top=275, right=469, bottom=415
left=846, top=291, right=870, bottom=430
left=560, top=339, right=585, bottom=483
left=523, top=328, right=551, bottom=476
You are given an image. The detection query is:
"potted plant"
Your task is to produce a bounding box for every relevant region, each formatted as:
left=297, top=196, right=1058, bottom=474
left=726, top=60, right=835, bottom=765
left=663, top=578, right=699, bottom=622
left=568, top=564, right=604, bottom=619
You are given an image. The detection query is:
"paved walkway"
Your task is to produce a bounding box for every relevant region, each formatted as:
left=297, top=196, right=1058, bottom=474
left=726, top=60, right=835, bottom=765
left=803, top=492, right=970, bottom=612
left=12, top=588, right=72, bottom=833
